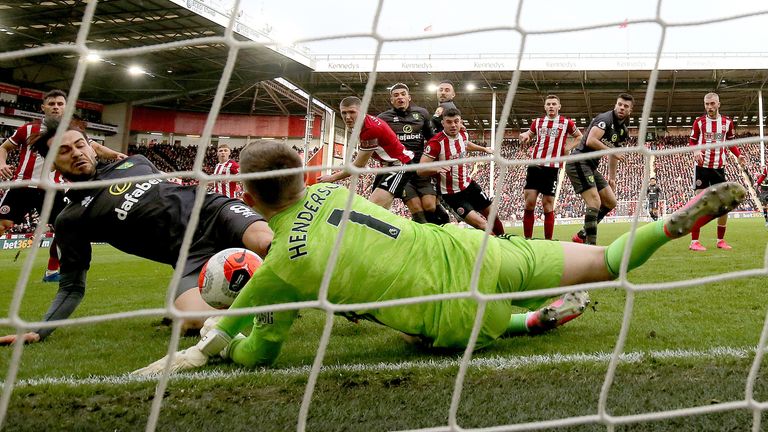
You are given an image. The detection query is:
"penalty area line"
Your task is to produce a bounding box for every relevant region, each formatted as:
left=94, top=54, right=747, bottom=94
left=8, top=346, right=755, bottom=388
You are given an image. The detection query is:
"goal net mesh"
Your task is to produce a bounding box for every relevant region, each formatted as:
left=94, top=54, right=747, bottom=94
left=1, top=0, right=767, bottom=431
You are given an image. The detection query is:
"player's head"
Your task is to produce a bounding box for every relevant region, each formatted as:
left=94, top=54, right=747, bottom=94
left=614, top=93, right=634, bottom=121
left=33, top=120, right=97, bottom=182
left=389, top=83, right=411, bottom=110
left=649, top=177, right=656, bottom=185
left=441, top=107, right=462, bottom=137
left=42, top=89, right=67, bottom=121
left=704, top=92, right=720, bottom=118
left=544, top=94, right=561, bottom=118
left=239, top=140, right=305, bottom=216
left=437, top=80, right=455, bottom=103
left=217, top=142, right=231, bottom=163
left=340, top=96, right=362, bottom=128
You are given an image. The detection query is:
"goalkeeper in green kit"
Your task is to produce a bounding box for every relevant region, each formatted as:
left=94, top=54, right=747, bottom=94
left=135, top=140, right=746, bottom=374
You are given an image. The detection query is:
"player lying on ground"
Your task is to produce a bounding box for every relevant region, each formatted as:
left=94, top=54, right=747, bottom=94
left=134, top=141, right=746, bottom=374
left=0, top=122, right=273, bottom=345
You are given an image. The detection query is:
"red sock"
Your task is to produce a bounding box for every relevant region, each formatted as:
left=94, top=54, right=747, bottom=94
left=523, top=209, right=535, bottom=238
left=691, top=226, right=700, bottom=241
left=543, top=211, right=555, bottom=240
left=492, top=217, right=505, bottom=236
left=717, top=224, right=726, bottom=240
left=47, top=239, right=60, bottom=272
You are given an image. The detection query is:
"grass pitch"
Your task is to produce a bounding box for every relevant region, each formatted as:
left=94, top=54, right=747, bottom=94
left=1, top=218, right=767, bottom=431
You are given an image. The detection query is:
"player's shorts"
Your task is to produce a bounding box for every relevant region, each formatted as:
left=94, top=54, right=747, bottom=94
left=524, top=166, right=559, bottom=196
left=0, top=187, right=67, bottom=225
left=402, top=174, right=436, bottom=202
left=442, top=181, right=492, bottom=220
left=176, top=197, right=265, bottom=298
left=648, top=199, right=659, bottom=209
left=372, top=168, right=415, bottom=199
left=694, top=166, right=726, bottom=190
left=565, top=161, right=608, bottom=194
left=465, top=235, right=565, bottom=348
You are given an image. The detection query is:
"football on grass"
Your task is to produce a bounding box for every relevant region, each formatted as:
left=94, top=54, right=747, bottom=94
left=198, top=248, right=262, bottom=309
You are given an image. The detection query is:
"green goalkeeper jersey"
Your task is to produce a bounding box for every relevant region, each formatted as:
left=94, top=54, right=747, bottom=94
left=219, top=183, right=517, bottom=367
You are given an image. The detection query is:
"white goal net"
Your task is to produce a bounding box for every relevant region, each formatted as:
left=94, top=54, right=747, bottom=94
left=1, top=1, right=768, bottom=431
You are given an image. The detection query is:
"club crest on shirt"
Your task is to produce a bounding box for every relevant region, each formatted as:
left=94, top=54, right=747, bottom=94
left=0, top=205, right=9, bottom=215
left=116, top=161, right=134, bottom=170
left=413, top=113, right=421, bottom=120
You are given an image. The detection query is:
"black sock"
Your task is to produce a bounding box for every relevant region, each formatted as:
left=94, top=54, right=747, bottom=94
left=411, top=211, right=427, bottom=224
left=426, top=204, right=450, bottom=225
left=584, top=207, right=599, bottom=245
left=597, top=206, right=612, bottom=223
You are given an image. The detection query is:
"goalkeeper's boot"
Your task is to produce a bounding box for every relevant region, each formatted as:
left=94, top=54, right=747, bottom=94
left=571, top=230, right=586, bottom=244
left=525, top=291, right=590, bottom=334
left=663, top=182, right=746, bottom=239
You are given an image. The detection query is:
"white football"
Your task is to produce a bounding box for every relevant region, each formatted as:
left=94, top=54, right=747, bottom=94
left=198, top=248, right=262, bottom=309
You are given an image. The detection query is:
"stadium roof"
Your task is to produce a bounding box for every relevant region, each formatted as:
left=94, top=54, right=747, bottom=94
left=1, top=0, right=767, bottom=132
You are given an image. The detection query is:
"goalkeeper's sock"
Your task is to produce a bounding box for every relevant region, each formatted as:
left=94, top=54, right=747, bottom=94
left=605, top=220, right=669, bottom=278
left=505, top=312, right=529, bottom=335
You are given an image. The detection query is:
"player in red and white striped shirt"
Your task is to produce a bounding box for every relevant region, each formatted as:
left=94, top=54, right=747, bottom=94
left=0, top=89, right=126, bottom=282
left=418, top=108, right=504, bottom=235
left=318, top=96, right=414, bottom=209
left=519, top=95, right=582, bottom=239
left=687, top=92, right=747, bottom=251
left=212, top=143, right=241, bottom=199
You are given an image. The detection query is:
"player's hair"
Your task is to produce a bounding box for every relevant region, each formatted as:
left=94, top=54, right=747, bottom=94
left=340, top=96, right=362, bottom=108
left=704, top=92, right=720, bottom=101
left=545, top=94, right=560, bottom=102
left=239, top=140, right=305, bottom=206
left=43, top=89, right=67, bottom=102
left=439, top=80, right=454, bottom=87
left=217, top=142, right=230, bottom=150
left=30, top=118, right=89, bottom=158
left=443, top=107, right=461, bottom=118
left=390, top=83, right=409, bottom=95
left=618, top=92, right=634, bottom=103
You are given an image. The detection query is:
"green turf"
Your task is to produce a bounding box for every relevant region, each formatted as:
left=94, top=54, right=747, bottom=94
left=1, top=218, right=767, bottom=431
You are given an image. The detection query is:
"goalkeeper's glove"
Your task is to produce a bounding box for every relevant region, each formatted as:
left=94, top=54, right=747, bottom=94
left=132, top=329, right=245, bottom=376
left=131, top=346, right=209, bottom=376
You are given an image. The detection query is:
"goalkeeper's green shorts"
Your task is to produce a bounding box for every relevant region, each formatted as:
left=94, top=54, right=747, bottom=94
left=431, top=236, right=565, bottom=350
left=496, top=235, right=565, bottom=310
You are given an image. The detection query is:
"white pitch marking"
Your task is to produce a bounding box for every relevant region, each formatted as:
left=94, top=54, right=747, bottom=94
left=7, top=346, right=755, bottom=388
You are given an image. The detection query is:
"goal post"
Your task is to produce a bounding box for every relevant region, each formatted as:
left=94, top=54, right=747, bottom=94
left=614, top=199, right=667, bottom=220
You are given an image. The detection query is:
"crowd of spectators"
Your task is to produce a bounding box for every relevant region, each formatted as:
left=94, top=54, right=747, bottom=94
left=0, top=97, right=108, bottom=125
left=2, top=135, right=760, bottom=227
